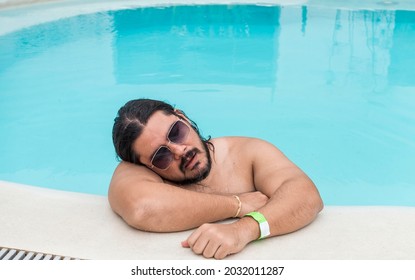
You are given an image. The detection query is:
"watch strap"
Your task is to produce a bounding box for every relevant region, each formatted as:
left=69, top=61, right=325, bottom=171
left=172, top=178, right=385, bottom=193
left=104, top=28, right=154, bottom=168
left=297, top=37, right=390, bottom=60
left=245, top=211, right=270, bottom=239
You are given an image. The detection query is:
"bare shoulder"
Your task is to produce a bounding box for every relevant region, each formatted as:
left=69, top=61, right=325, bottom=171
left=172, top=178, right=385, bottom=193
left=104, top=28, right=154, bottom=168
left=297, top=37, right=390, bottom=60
left=210, top=136, right=257, bottom=160
left=108, top=162, right=163, bottom=212
left=109, top=161, right=162, bottom=188
left=212, top=136, right=284, bottom=158
left=217, top=137, right=307, bottom=195
left=211, top=136, right=291, bottom=170
left=212, top=136, right=267, bottom=148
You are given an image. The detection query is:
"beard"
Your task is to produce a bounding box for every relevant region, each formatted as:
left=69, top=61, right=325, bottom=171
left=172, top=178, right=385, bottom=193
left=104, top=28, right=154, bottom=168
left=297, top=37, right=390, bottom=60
left=168, top=140, right=212, bottom=185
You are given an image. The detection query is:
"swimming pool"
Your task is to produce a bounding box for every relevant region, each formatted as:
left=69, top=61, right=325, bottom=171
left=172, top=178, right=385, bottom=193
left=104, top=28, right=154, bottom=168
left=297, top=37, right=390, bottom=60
left=0, top=1, right=414, bottom=206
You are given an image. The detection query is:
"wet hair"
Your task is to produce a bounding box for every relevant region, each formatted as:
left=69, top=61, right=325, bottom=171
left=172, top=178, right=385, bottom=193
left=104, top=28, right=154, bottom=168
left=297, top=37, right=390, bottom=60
left=112, top=98, right=212, bottom=164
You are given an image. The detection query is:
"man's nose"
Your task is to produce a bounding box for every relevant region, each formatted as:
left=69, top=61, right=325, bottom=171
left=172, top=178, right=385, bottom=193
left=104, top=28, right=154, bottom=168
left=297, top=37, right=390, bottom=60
left=167, top=142, right=186, bottom=159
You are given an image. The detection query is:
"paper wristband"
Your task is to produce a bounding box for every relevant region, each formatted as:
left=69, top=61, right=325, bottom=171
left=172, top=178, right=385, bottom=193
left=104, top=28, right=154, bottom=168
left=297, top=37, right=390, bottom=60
left=244, top=211, right=271, bottom=239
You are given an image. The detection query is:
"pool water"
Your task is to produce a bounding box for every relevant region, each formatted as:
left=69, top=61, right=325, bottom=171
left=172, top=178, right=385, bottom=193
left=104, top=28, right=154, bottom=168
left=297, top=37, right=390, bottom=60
left=0, top=5, right=414, bottom=205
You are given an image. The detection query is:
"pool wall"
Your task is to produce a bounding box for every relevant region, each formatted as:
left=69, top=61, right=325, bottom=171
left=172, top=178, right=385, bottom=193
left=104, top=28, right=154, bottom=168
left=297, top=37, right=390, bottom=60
left=1, top=0, right=415, bottom=260
left=2, top=0, right=415, bottom=35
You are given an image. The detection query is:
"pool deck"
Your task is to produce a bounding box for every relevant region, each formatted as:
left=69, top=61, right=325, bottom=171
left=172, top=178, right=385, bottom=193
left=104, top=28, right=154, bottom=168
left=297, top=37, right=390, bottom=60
left=1, top=180, right=414, bottom=260
left=1, top=0, right=415, bottom=260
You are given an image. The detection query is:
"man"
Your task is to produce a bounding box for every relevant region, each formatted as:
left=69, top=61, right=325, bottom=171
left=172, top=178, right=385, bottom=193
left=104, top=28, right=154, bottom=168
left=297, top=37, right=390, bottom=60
left=109, top=98, right=323, bottom=259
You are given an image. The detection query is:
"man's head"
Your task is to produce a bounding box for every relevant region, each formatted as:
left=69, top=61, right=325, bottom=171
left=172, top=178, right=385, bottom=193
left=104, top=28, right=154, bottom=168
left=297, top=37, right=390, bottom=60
left=112, top=99, right=212, bottom=184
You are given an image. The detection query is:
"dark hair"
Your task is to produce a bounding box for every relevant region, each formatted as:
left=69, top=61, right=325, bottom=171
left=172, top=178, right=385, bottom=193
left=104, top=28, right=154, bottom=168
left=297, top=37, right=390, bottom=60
left=112, top=98, right=210, bottom=164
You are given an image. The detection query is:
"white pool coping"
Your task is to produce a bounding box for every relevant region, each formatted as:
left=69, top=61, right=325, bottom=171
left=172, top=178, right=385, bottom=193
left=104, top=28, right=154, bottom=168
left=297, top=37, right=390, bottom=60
left=2, top=0, right=415, bottom=36
left=1, top=180, right=414, bottom=260
left=1, top=0, right=415, bottom=260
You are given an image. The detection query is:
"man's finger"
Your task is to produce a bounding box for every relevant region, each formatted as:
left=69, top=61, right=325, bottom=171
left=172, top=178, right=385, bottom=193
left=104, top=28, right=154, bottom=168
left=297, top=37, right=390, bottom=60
left=181, top=240, right=190, bottom=247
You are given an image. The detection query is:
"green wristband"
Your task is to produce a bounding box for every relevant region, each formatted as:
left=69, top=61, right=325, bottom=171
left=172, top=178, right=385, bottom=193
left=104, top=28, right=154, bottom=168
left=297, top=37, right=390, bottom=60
left=245, top=211, right=270, bottom=239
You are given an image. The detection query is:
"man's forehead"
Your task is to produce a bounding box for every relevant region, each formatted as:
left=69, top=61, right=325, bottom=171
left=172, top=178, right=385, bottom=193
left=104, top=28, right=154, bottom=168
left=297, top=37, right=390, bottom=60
left=146, top=110, right=176, bottom=130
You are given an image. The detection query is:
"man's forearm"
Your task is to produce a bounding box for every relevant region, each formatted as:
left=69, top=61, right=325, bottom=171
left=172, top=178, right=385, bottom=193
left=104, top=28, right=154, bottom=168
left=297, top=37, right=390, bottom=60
left=240, top=177, right=323, bottom=240
left=124, top=190, right=239, bottom=232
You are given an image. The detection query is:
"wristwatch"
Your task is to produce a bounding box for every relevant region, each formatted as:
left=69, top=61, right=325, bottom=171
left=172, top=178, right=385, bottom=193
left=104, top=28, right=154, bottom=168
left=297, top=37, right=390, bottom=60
left=245, top=211, right=271, bottom=239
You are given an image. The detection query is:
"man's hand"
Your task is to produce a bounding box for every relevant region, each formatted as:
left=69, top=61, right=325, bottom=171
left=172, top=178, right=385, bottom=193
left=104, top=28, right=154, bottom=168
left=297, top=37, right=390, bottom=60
left=237, top=191, right=269, bottom=217
left=181, top=218, right=260, bottom=259
left=181, top=191, right=268, bottom=259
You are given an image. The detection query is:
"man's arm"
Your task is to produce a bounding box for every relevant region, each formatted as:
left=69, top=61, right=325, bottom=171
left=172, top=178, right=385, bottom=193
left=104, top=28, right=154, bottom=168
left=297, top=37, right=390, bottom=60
left=108, top=161, right=267, bottom=232
left=183, top=138, right=323, bottom=258
left=248, top=138, right=324, bottom=236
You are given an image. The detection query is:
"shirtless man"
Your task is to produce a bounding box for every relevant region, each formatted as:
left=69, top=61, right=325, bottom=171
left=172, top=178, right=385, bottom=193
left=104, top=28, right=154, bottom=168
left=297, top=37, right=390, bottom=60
left=109, top=99, right=323, bottom=259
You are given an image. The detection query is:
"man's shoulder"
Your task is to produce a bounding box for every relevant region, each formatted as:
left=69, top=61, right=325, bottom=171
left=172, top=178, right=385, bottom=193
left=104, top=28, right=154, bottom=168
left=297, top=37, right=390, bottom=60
left=211, top=137, right=275, bottom=160
left=110, top=161, right=163, bottom=187
left=211, top=136, right=269, bottom=147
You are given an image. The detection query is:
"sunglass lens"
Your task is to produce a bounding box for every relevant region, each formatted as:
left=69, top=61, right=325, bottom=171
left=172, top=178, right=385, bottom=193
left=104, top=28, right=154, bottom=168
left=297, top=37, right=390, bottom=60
left=152, top=147, right=173, bottom=169
left=168, top=121, right=189, bottom=143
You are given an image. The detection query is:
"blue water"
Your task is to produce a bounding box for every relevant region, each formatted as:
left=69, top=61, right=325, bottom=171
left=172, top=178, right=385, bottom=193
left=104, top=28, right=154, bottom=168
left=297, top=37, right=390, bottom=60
left=0, top=5, right=414, bottom=206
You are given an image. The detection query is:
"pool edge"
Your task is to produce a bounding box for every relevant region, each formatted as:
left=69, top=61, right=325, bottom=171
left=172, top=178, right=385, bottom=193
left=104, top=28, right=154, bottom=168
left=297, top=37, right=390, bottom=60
left=1, top=180, right=414, bottom=260
left=2, top=0, right=415, bottom=36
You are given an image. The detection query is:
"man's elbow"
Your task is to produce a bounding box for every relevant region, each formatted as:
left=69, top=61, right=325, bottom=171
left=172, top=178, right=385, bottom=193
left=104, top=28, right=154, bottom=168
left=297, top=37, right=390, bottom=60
left=312, top=191, right=324, bottom=214
left=308, top=181, right=324, bottom=216
left=118, top=200, right=160, bottom=232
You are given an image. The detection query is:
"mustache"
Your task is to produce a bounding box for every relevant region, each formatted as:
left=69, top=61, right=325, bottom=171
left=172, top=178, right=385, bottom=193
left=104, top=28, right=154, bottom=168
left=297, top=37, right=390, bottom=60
left=169, top=140, right=212, bottom=185
left=180, top=148, right=199, bottom=171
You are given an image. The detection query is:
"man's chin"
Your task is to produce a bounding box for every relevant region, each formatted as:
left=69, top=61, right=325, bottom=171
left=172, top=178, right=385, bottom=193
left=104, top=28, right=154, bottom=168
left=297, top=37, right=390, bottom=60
left=170, top=139, right=213, bottom=186
left=174, top=164, right=211, bottom=185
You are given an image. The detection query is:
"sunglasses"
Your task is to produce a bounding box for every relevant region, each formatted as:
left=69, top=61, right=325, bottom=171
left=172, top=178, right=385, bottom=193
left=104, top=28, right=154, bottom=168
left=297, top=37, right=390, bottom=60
left=150, top=119, right=190, bottom=170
